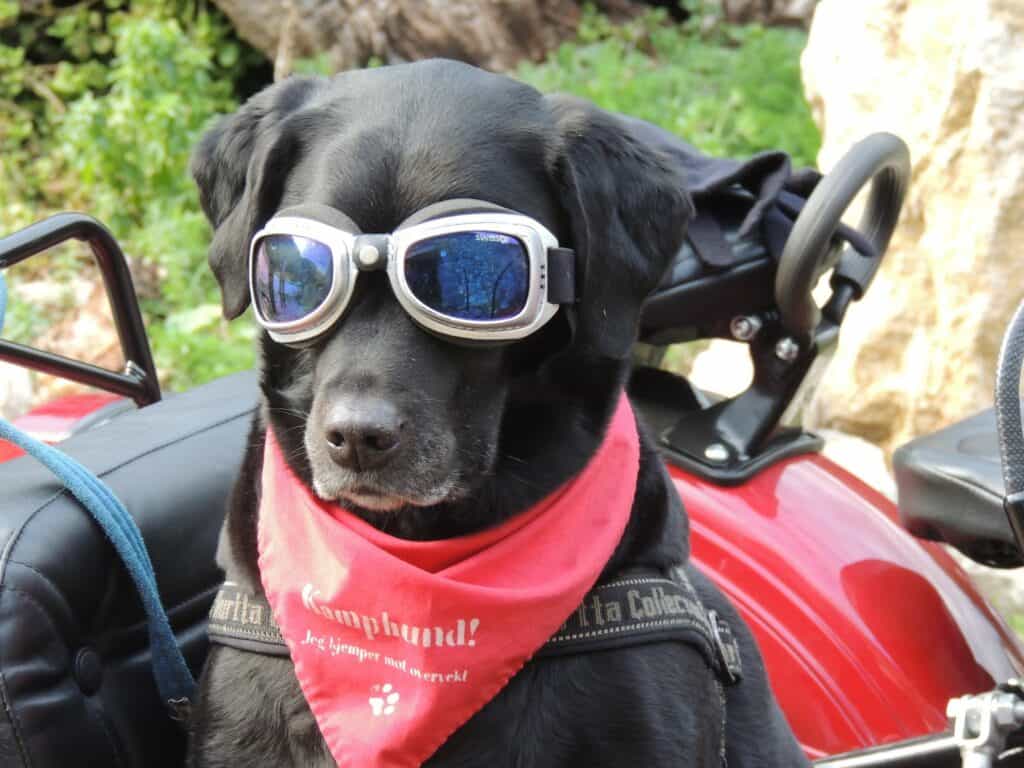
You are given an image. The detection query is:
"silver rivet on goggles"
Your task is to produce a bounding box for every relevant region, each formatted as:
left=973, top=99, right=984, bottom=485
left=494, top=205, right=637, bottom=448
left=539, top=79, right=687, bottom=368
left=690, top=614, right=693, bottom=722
left=249, top=200, right=576, bottom=346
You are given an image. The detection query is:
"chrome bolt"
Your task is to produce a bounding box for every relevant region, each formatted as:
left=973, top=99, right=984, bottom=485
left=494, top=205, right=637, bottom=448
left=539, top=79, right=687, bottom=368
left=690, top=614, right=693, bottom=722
left=775, top=337, right=800, bottom=362
left=730, top=315, right=762, bottom=342
left=357, top=244, right=381, bottom=268
left=704, top=443, right=730, bottom=464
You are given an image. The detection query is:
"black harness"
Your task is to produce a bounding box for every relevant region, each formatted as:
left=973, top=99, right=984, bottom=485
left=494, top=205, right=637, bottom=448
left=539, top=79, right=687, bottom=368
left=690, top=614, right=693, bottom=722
left=208, top=565, right=742, bottom=761
left=209, top=566, right=739, bottom=680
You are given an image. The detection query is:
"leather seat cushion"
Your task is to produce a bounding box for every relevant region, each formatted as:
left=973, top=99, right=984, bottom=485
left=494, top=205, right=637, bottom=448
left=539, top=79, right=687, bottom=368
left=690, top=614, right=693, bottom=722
left=894, top=405, right=1023, bottom=568
left=0, top=371, right=257, bottom=766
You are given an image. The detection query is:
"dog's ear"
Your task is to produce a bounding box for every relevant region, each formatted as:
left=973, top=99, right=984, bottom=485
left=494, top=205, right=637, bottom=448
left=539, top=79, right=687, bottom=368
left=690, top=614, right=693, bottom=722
left=191, top=76, right=323, bottom=319
left=545, top=95, right=693, bottom=359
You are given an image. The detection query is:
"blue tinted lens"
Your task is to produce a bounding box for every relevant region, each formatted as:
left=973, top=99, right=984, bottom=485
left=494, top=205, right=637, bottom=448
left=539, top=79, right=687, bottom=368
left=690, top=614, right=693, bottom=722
left=253, top=235, right=335, bottom=323
left=404, top=232, right=529, bottom=321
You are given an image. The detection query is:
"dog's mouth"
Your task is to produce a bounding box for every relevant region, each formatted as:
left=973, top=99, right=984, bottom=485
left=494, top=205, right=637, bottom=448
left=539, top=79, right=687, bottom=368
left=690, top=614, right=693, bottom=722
left=338, top=490, right=408, bottom=512
left=315, top=479, right=457, bottom=513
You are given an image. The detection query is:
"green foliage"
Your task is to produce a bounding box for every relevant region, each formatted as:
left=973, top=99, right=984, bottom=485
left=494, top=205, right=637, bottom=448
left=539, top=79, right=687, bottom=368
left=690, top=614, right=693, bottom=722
left=1, top=0, right=258, bottom=390
left=518, top=4, right=820, bottom=377
left=518, top=4, right=820, bottom=167
left=1, top=2, right=820, bottom=394
left=293, top=52, right=334, bottom=77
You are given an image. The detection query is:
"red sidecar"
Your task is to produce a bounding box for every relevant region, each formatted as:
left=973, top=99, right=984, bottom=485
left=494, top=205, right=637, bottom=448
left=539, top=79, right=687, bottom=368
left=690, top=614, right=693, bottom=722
left=2, top=132, right=1023, bottom=767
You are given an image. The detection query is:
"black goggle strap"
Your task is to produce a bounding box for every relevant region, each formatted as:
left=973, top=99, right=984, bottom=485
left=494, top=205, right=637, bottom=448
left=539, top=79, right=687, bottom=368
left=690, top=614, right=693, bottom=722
left=546, top=246, right=576, bottom=305
left=272, top=202, right=362, bottom=234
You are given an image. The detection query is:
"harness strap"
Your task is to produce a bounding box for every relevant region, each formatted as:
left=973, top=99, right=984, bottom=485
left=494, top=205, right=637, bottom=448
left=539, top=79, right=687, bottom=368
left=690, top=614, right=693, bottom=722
left=209, top=565, right=740, bottom=764
left=208, top=565, right=742, bottom=687
left=208, top=582, right=288, bottom=656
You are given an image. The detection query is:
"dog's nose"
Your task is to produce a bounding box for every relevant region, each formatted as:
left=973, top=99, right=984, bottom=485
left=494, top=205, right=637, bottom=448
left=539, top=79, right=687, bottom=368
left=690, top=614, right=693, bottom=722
left=323, top=400, right=403, bottom=471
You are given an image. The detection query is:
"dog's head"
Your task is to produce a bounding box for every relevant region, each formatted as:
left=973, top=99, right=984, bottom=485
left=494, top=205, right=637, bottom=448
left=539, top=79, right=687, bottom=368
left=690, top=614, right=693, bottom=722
left=193, top=60, right=691, bottom=537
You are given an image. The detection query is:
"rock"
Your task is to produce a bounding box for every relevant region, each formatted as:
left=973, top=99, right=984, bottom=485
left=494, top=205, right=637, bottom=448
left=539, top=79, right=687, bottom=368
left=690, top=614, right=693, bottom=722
left=214, top=0, right=820, bottom=80
left=0, top=277, right=120, bottom=412
left=801, top=0, right=1024, bottom=458
left=687, top=339, right=753, bottom=399
left=818, top=428, right=896, bottom=499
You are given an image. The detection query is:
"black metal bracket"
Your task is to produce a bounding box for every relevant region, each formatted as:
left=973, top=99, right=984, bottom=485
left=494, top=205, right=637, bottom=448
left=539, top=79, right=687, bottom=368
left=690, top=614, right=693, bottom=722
left=652, top=310, right=836, bottom=481
left=639, top=134, right=911, bottom=484
left=0, top=213, right=161, bottom=407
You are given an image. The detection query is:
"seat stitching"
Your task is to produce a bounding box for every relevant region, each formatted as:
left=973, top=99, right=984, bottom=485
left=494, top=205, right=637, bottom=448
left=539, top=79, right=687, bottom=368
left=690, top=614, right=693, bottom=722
left=0, top=584, right=140, bottom=768
left=0, top=585, right=62, bottom=768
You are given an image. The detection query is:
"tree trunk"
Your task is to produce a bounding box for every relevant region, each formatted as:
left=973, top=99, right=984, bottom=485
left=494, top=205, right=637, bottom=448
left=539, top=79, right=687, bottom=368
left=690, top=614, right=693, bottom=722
left=719, top=0, right=817, bottom=27
left=213, top=0, right=638, bottom=75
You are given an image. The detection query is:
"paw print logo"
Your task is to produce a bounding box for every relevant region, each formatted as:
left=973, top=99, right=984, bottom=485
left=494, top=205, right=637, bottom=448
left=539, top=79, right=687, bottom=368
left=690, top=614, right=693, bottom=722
left=369, top=683, right=400, bottom=717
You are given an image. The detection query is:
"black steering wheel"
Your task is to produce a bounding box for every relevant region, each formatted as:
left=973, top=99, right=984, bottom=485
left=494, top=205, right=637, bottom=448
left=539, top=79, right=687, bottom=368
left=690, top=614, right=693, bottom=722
left=996, top=299, right=1024, bottom=555
left=774, top=133, right=912, bottom=338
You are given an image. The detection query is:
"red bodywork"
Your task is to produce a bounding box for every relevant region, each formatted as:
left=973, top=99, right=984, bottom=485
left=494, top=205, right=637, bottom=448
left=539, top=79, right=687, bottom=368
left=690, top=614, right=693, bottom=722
left=678, top=453, right=1024, bottom=760
left=5, top=392, right=1023, bottom=762
left=0, top=392, right=121, bottom=462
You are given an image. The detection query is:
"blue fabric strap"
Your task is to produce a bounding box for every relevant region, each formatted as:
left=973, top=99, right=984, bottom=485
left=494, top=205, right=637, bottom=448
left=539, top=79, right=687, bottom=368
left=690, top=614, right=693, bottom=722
left=0, top=271, right=196, bottom=717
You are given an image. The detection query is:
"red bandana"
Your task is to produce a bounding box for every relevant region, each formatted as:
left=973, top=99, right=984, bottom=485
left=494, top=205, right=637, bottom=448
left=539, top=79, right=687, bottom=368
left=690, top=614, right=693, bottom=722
left=257, top=397, right=640, bottom=767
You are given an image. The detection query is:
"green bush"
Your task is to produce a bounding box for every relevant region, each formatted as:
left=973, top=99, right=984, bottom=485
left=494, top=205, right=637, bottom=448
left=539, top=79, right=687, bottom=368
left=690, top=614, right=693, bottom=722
left=0, top=0, right=259, bottom=390
left=1, top=2, right=820, bottom=394
left=517, top=4, right=820, bottom=376
left=518, top=4, right=820, bottom=167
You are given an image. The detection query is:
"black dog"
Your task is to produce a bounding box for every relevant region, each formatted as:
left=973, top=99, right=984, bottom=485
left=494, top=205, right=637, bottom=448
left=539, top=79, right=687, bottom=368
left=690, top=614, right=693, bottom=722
left=187, top=59, right=806, bottom=767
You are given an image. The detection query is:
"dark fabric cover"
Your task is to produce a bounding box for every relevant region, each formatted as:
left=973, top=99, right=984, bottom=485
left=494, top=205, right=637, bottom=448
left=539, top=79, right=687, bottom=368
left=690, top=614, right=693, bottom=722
left=894, top=406, right=1023, bottom=568
left=0, top=371, right=257, bottom=767
left=624, top=117, right=823, bottom=341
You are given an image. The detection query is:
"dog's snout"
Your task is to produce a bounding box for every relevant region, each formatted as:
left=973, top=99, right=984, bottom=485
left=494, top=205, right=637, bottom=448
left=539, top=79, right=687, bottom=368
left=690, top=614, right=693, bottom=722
left=323, top=400, right=403, bottom=471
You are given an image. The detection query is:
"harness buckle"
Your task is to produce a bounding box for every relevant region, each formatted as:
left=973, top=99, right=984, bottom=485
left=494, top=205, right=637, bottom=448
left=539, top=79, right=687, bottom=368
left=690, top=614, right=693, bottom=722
left=167, top=696, right=193, bottom=727
left=708, top=610, right=743, bottom=686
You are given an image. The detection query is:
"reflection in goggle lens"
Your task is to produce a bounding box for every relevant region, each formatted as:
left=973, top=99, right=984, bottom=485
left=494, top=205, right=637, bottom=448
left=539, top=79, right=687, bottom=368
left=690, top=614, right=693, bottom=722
left=404, top=232, right=528, bottom=321
left=253, top=235, right=335, bottom=323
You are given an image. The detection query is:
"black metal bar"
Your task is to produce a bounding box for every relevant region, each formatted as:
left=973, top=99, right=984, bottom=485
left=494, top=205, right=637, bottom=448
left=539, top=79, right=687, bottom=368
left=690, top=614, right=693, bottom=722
left=0, top=340, right=152, bottom=404
left=0, top=213, right=161, bottom=407
left=813, top=733, right=960, bottom=768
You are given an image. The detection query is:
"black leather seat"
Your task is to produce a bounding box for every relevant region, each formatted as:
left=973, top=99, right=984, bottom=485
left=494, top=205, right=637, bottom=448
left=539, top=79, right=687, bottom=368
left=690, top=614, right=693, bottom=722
left=0, top=371, right=257, bottom=767
left=894, top=406, right=1023, bottom=568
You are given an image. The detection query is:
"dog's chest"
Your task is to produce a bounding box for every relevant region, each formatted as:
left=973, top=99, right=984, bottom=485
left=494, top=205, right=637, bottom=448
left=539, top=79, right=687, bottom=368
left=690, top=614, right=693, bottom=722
left=206, top=640, right=719, bottom=767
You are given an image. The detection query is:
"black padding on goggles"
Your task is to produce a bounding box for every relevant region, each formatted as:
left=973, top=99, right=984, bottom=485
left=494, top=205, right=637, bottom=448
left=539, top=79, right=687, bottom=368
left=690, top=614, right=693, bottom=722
left=274, top=203, right=363, bottom=233
left=395, top=198, right=513, bottom=229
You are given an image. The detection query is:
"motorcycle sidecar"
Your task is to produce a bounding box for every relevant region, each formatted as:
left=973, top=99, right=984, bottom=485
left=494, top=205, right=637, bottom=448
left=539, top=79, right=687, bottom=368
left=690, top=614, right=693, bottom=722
left=2, top=130, right=1022, bottom=767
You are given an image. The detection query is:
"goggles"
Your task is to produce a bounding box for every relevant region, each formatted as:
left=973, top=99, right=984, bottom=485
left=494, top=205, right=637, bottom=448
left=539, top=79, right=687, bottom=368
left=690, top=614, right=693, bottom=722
left=249, top=199, right=576, bottom=346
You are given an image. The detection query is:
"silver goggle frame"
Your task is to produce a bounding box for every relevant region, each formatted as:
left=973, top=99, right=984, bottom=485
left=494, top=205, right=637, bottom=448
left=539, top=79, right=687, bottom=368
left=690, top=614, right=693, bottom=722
left=249, top=211, right=565, bottom=346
